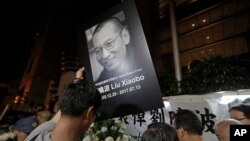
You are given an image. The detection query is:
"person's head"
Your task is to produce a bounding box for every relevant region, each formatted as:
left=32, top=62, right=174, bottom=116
left=141, top=122, right=178, bottom=141
left=36, top=110, right=51, bottom=125
left=172, top=109, right=203, bottom=141
left=229, top=103, right=250, bottom=125
left=13, top=116, right=38, bottom=141
left=214, top=118, right=242, bottom=141
left=34, top=104, right=45, bottom=113
left=92, top=17, right=130, bottom=71
left=58, top=78, right=101, bottom=131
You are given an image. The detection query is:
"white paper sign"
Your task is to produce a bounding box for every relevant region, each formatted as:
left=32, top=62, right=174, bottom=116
left=121, top=90, right=250, bottom=141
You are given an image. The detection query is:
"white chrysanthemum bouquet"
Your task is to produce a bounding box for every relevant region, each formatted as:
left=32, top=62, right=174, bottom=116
left=82, top=118, right=132, bottom=141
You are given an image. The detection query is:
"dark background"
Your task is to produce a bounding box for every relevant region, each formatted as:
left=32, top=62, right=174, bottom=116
left=1, top=0, right=47, bottom=83
left=0, top=0, right=230, bottom=84
left=0, top=0, right=121, bottom=84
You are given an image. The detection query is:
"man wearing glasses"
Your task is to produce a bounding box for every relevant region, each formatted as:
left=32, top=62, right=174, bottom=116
left=92, top=17, right=135, bottom=82
left=171, top=109, right=203, bottom=141
left=229, top=103, right=250, bottom=125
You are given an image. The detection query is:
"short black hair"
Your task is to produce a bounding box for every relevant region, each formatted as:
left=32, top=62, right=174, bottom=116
left=141, top=122, right=178, bottom=141
left=229, top=103, right=250, bottom=118
left=174, top=109, right=203, bottom=135
left=93, top=17, right=124, bottom=36
left=59, top=79, right=101, bottom=116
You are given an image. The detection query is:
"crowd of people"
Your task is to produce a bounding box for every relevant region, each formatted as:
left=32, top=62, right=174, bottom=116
left=0, top=66, right=249, bottom=141
left=0, top=105, right=52, bottom=141
left=141, top=101, right=250, bottom=141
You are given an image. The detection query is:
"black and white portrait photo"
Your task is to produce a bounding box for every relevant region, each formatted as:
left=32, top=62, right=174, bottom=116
left=80, top=0, right=164, bottom=120
left=85, top=11, right=136, bottom=83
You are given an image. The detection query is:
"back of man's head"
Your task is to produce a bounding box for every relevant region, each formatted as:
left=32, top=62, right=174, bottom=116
left=142, top=122, right=178, bottom=141
left=174, top=109, right=203, bottom=135
left=59, top=79, right=101, bottom=117
left=215, top=118, right=242, bottom=130
left=214, top=119, right=242, bottom=141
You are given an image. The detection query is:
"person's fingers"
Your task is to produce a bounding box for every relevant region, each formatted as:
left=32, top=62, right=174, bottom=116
left=78, top=67, right=85, bottom=72
left=76, top=67, right=85, bottom=79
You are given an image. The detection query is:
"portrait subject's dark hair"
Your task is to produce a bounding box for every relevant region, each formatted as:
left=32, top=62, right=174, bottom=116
left=174, top=109, right=203, bottom=135
left=93, top=17, right=124, bottom=36
left=59, top=79, right=101, bottom=116
left=141, top=122, right=178, bottom=141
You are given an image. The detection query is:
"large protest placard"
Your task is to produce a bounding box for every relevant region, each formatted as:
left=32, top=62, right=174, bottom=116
left=78, top=0, right=164, bottom=120
left=120, top=90, right=250, bottom=141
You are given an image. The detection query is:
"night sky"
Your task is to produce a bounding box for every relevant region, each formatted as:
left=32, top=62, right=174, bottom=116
left=3, top=0, right=217, bottom=84
left=0, top=0, right=120, bottom=84
left=1, top=1, right=44, bottom=83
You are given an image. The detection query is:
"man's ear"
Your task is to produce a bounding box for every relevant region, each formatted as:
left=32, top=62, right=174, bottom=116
left=178, top=127, right=187, bottom=140
left=121, top=28, right=130, bottom=45
left=85, top=106, right=94, bottom=120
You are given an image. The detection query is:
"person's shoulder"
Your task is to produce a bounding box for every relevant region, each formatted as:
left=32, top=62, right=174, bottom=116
left=25, top=131, right=52, bottom=141
left=24, top=121, right=55, bottom=141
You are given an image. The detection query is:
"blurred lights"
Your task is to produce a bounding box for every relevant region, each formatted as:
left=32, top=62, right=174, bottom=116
left=14, top=96, right=19, bottom=103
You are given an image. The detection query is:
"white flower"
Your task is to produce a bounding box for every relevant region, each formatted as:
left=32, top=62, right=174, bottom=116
left=90, top=123, right=95, bottom=127
left=82, top=135, right=91, bottom=141
left=118, top=128, right=124, bottom=133
left=88, top=128, right=93, bottom=132
left=96, top=130, right=101, bottom=134
left=101, top=126, right=108, bottom=132
left=105, top=136, right=114, bottom=141
left=116, top=136, right=121, bottom=141
left=121, top=135, right=129, bottom=141
left=111, top=126, right=117, bottom=130
left=92, top=134, right=99, bottom=141
left=116, top=135, right=131, bottom=141
left=114, top=118, right=120, bottom=123
left=85, top=118, right=131, bottom=141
